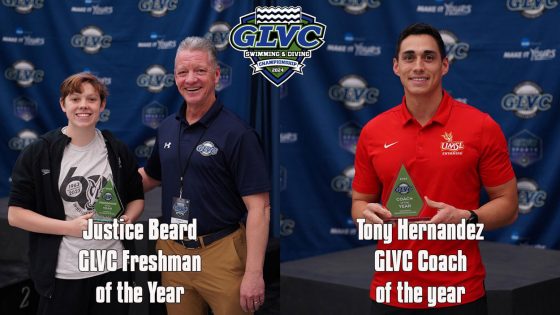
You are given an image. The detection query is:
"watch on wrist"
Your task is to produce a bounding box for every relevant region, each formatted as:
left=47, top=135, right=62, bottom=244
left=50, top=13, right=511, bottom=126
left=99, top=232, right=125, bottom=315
left=466, top=210, right=479, bottom=224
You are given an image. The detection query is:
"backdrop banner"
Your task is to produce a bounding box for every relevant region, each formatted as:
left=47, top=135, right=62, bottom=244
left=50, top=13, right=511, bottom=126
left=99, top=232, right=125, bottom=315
left=1, top=1, right=559, bottom=262
left=277, top=1, right=559, bottom=261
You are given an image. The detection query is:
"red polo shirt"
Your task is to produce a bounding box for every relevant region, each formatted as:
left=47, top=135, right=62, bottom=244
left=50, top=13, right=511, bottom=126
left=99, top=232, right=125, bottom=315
left=353, top=91, right=514, bottom=308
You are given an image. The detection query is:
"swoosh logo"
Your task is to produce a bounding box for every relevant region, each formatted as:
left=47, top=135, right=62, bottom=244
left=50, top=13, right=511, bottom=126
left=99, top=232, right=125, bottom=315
left=384, top=141, right=398, bottom=149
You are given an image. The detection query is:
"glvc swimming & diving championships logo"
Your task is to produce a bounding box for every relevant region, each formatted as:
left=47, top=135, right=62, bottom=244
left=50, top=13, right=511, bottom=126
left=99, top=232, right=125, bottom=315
left=229, top=6, right=326, bottom=87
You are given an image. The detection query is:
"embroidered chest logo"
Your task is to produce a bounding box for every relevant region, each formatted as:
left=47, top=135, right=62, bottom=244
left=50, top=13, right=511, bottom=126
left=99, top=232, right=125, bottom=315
left=197, top=141, right=219, bottom=156
left=163, top=142, right=172, bottom=149
left=441, top=132, right=464, bottom=156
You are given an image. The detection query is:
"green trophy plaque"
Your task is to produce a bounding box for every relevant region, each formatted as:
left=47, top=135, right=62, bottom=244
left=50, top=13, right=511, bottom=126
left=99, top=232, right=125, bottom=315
left=385, top=164, right=428, bottom=222
left=93, top=179, right=123, bottom=222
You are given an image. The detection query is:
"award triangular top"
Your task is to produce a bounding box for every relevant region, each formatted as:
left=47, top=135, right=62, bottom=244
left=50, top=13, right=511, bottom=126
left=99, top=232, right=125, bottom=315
left=386, top=164, right=424, bottom=218
left=93, top=179, right=123, bottom=222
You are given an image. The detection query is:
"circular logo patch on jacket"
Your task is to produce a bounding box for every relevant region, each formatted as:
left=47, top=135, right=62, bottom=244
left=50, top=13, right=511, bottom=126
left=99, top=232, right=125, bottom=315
left=196, top=141, right=219, bottom=156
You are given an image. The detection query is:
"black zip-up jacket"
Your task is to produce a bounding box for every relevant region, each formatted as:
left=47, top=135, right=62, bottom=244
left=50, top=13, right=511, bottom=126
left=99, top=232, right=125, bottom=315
left=8, top=128, right=144, bottom=298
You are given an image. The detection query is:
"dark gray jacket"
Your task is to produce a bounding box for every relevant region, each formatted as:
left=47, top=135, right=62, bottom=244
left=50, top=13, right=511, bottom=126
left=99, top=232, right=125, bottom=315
left=8, top=128, right=144, bottom=298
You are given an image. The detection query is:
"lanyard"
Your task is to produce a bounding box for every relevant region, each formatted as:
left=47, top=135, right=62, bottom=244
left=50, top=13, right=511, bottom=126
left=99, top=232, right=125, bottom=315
left=176, top=114, right=217, bottom=198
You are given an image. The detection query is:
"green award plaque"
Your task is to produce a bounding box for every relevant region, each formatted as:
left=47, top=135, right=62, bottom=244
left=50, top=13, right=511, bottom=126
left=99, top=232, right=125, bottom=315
left=386, top=164, right=427, bottom=221
left=93, top=179, right=123, bottom=222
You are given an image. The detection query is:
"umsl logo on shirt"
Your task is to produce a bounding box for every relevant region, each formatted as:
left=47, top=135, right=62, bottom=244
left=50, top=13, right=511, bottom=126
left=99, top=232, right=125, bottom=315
left=440, top=132, right=464, bottom=155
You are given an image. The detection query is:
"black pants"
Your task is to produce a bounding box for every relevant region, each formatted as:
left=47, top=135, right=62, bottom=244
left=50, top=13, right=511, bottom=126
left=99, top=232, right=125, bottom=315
left=371, top=295, right=487, bottom=315
left=38, top=269, right=131, bottom=315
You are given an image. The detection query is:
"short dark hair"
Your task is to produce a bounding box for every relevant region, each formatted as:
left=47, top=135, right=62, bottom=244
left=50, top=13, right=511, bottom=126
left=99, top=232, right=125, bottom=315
left=60, top=72, right=108, bottom=103
left=394, top=23, right=446, bottom=60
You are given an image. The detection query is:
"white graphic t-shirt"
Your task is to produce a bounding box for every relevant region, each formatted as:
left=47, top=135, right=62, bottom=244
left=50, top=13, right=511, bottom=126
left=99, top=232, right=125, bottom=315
left=56, top=128, right=124, bottom=279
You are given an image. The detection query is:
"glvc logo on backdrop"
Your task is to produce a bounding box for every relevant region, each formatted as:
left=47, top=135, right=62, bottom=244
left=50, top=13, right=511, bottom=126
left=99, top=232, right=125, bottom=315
left=329, top=75, right=379, bottom=110
left=331, top=165, right=355, bottom=197
left=501, top=81, right=552, bottom=118
left=229, top=6, right=326, bottom=87
left=138, top=0, right=178, bottom=17
left=329, top=0, right=381, bottom=15
left=517, top=178, right=547, bottom=214
left=205, top=22, right=231, bottom=51
left=135, top=137, right=155, bottom=159
left=2, top=0, right=43, bottom=13
left=506, top=0, right=558, bottom=18
left=137, top=65, right=174, bottom=93
left=9, top=129, right=38, bottom=151
left=211, top=0, right=234, bottom=13
left=5, top=60, right=44, bottom=87
left=71, top=26, right=112, bottom=54
left=440, top=30, right=469, bottom=63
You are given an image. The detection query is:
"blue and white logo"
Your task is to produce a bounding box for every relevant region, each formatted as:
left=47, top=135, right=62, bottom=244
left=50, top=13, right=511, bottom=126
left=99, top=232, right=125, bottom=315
left=507, top=0, right=558, bottom=18
left=509, top=129, right=542, bottom=167
left=70, top=2, right=113, bottom=15
left=417, top=1, right=472, bottom=16
left=13, top=96, right=37, bottom=122
left=197, top=141, right=219, bottom=156
left=2, top=27, right=45, bottom=46
left=339, top=121, right=362, bottom=154
left=326, top=33, right=382, bottom=57
left=135, top=137, right=155, bottom=159
left=138, top=0, right=178, bottom=17
left=205, top=22, right=231, bottom=51
left=216, top=61, right=232, bottom=92
left=517, top=178, right=546, bottom=214
left=440, top=30, right=469, bottom=63
left=395, top=183, right=413, bottom=194
left=502, top=38, right=556, bottom=61
left=142, top=101, right=168, bottom=129
left=280, top=213, right=295, bottom=236
left=211, top=0, right=233, bottom=12
left=329, top=0, right=381, bottom=15
left=2, top=0, right=43, bottom=13
left=99, top=109, right=110, bottom=122
left=331, top=165, right=355, bottom=198
left=137, top=32, right=176, bottom=50
left=71, top=26, right=112, bottom=54
left=230, top=6, right=326, bottom=87
left=329, top=75, right=379, bottom=110
left=9, top=129, right=38, bottom=150
left=279, top=132, right=298, bottom=144
left=502, top=81, right=552, bottom=119
left=137, top=65, right=174, bottom=93
left=5, top=60, right=44, bottom=87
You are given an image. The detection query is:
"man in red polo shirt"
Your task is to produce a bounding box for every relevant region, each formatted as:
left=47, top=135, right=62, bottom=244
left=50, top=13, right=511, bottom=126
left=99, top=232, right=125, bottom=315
left=352, top=23, right=518, bottom=314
